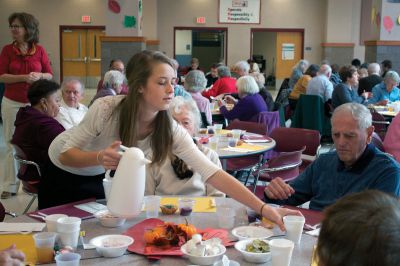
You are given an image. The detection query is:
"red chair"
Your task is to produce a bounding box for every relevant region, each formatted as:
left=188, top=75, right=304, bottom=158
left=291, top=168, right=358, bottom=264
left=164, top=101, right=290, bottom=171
left=269, top=127, right=321, bottom=173
left=12, top=144, right=40, bottom=214
left=225, top=120, right=268, bottom=182
left=371, top=132, right=385, bottom=152
left=370, top=110, right=390, bottom=141
left=248, top=146, right=305, bottom=198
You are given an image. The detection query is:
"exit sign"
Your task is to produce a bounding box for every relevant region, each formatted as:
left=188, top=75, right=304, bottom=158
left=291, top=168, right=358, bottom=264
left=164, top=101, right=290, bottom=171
left=82, top=15, right=91, bottom=23
left=196, top=17, right=206, bottom=24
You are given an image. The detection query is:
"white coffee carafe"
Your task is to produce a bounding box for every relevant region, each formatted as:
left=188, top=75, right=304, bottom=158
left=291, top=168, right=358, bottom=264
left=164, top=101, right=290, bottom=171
left=106, top=146, right=151, bottom=218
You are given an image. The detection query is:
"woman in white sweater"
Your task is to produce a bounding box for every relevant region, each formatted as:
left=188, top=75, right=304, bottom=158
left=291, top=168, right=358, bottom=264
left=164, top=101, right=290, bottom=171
left=45, top=50, right=299, bottom=230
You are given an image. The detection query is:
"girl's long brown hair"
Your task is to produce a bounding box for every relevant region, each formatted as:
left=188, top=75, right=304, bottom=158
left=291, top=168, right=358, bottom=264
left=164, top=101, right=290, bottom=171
left=117, top=50, right=174, bottom=165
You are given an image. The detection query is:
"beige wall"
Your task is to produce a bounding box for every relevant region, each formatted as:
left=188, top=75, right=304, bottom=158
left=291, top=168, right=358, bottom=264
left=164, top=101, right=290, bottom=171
left=157, top=0, right=327, bottom=67
left=325, top=0, right=365, bottom=62
left=0, top=0, right=157, bottom=82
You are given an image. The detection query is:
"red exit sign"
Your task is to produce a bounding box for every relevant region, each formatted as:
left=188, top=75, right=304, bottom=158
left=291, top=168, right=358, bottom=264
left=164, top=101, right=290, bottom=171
left=196, top=17, right=206, bottom=24
left=82, top=15, right=91, bottom=23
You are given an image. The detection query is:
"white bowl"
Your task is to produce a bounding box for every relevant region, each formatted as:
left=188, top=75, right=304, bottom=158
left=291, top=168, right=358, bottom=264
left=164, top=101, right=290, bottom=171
left=94, top=210, right=126, bottom=227
left=231, top=225, right=274, bottom=240
left=90, top=234, right=134, bottom=257
left=181, top=242, right=226, bottom=265
left=234, top=239, right=271, bottom=263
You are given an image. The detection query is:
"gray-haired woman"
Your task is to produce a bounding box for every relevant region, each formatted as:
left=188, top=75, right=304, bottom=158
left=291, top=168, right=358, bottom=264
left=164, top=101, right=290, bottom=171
left=145, top=96, right=224, bottom=197
left=184, top=70, right=212, bottom=125
left=89, top=70, right=126, bottom=107
left=369, top=70, right=400, bottom=105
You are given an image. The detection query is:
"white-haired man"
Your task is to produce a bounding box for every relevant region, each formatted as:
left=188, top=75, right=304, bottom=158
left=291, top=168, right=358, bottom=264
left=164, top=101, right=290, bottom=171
left=264, top=102, right=400, bottom=211
left=56, top=79, right=88, bottom=129
left=358, top=62, right=382, bottom=95
left=306, top=64, right=333, bottom=102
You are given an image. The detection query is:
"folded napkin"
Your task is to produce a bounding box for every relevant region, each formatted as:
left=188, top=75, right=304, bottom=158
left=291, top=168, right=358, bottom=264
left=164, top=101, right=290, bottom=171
left=305, top=228, right=320, bottom=237
left=221, top=143, right=266, bottom=152
left=242, top=135, right=272, bottom=143
left=0, top=223, right=45, bottom=233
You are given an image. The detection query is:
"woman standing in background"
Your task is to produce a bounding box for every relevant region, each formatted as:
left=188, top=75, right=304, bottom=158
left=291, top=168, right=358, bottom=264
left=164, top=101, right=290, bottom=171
left=0, top=12, right=53, bottom=199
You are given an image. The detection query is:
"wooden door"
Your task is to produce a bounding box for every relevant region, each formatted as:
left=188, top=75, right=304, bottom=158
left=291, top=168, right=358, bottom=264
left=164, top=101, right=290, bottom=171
left=61, top=28, right=105, bottom=87
left=275, top=32, right=303, bottom=80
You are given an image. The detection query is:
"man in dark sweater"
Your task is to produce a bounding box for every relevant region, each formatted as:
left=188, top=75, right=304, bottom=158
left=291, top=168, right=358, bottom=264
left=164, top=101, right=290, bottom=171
left=358, top=62, right=382, bottom=95
left=264, top=102, right=400, bottom=211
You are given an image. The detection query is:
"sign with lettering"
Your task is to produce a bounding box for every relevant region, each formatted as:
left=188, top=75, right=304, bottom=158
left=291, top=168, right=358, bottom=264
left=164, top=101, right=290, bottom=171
left=219, top=0, right=261, bottom=24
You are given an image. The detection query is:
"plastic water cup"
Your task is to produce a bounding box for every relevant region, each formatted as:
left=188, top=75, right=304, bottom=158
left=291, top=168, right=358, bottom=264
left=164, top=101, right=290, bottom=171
left=33, top=232, right=57, bottom=263
left=45, top=214, right=68, bottom=232
left=228, top=137, right=238, bottom=147
left=209, top=136, right=219, bottom=151
left=178, top=198, right=195, bottom=216
left=270, top=239, right=294, bottom=266
left=210, top=102, right=216, bottom=111
left=207, top=125, right=215, bottom=135
left=283, top=215, right=305, bottom=245
left=55, top=252, right=81, bottom=266
left=217, top=205, right=235, bottom=229
left=214, top=124, right=223, bottom=135
left=231, top=129, right=242, bottom=139
left=144, top=196, right=161, bottom=218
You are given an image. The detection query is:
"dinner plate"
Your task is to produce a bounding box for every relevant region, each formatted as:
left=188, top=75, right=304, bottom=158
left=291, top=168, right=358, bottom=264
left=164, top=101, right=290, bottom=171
left=231, top=226, right=274, bottom=241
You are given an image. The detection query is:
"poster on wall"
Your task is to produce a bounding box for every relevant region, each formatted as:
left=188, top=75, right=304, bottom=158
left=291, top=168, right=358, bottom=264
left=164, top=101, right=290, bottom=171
left=282, top=43, right=295, bottom=60
left=219, top=0, right=261, bottom=24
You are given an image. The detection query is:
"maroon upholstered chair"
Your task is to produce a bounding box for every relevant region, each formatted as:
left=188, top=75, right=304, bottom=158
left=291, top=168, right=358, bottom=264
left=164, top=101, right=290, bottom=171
left=269, top=127, right=321, bottom=173
left=12, top=144, right=40, bottom=214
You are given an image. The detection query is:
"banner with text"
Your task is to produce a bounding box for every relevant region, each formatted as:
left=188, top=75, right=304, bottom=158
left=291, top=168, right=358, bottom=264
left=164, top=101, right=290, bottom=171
left=219, top=0, right=261, bottom=24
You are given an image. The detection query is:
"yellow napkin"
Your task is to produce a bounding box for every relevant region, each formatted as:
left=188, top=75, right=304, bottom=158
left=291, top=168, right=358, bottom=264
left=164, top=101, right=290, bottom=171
left=160, top=197, right=216, bottom=213
left=219, top=129, right=231, bottom=135
left=236, top=143, right=266, bottom=151
left=311, top=245, right=319, bottom=266
left=0, top=234, right=37, bottom=265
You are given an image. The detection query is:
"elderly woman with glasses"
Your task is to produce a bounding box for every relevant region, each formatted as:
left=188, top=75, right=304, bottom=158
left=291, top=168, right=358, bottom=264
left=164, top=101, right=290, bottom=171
left=218, top=75, right=267, bottom=121
left=0, top=12, right=53, bottom=199
left=145, top=96, right=224, bottom=197
left=184, top=70, right=212, bottom=125
left=369, top=70, right=400, bottom=105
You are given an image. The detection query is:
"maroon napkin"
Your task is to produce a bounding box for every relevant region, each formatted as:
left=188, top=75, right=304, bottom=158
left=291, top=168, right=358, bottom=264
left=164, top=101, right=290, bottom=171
left=27, top=198, right=96, bottom=221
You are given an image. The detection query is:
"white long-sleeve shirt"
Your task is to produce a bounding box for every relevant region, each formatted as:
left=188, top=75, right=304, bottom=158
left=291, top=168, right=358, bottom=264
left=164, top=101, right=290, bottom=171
left=49, top=95, right=221, bottom=195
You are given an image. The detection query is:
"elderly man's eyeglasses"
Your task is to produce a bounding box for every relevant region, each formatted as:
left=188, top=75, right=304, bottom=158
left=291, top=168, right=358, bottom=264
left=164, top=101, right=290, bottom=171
left=9, top=25, right=24, bottom=29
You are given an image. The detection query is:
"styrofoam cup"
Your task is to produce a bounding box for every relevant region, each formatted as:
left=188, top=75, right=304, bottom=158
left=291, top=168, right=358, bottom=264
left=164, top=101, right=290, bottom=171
left=270, top=238, right=294, bottom=266
left=58, top=230, right=80, bottom=249
left=56, top=217, right=81, bottom=233
left=283, top=215, right=305, bottom=245
left=45, top=214, right=68, bottom=232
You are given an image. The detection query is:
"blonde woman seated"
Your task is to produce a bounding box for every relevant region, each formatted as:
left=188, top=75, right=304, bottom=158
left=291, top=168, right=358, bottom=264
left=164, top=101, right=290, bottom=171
left=184, top=70, right=212, bottom=125
left=145, top=96, right=223, bottom=197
